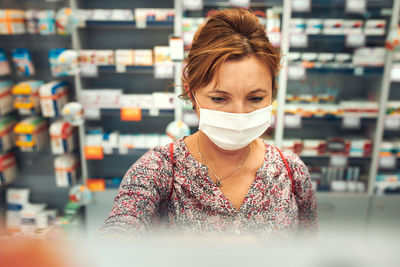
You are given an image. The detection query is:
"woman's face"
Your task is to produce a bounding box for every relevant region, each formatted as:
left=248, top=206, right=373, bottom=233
left=192, top=55, right=272, bottom=115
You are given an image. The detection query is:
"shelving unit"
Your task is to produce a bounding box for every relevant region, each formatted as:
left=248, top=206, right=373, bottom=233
left=2, top=0, right=400, bottom=238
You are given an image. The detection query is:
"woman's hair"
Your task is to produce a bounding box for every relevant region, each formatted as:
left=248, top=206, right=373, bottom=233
left=181, top=8, right=281, bottom=102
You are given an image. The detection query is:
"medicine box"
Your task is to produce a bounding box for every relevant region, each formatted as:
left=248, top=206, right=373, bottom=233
left=6, top=188, right=30, bottom=233
left=0, top=49, right=11, bottom=76
left=54, top=154, right=79, bottom=187
left=39, top=80, right=69, bottom=117
left=25, top=9, right=40, bottom=34
left=38, top=10, right=56, bottom=35
left=0, top=9, right=26, bottom=35
left=0, top=81, right=14, bottom=115
left=115, top=50, right=135, bottom=66
left=0, top=116, right=16, bottom=152
left=12, top=80, right=43, bottom=115
left=50, top=120, right=75, bottom=154
left=0, top=152, right=17, bottom=186
left=14, top=116, right=48, bottom=152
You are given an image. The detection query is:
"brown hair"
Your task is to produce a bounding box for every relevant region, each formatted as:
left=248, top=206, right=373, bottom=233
left=181, top=9, right=281, bottom=102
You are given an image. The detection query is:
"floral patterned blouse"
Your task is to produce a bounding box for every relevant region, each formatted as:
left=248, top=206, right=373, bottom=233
left=101, top=138, right=318, bottom=238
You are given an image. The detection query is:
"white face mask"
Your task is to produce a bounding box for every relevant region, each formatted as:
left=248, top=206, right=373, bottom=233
left=194, top=94, right=272, bottom=150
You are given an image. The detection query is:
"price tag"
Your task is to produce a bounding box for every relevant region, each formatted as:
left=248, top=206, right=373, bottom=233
left=183, top=0, right=204, bottom=10
left=329, top=155, right=348, bottom=167
left=284, top=114, right=302, bottom=128
left=289, top=33, right=308, bottom=48
left=287, top=65, right=306, bottom=80
left=116, top=64, right=126, bottom=73
left=390, top=64, right=400, bottom=82
left=228, top=0, right=250, bottom=8
left=342, top=115, right=361, bottom=129
left=345, top=0, right=366, bottom=14
left=154, top=63, right=174, bottom=79
left=103, top=146, right=113, bottom=155
left=87, top=179, right=106, bottom=192
left=292, top=0, right=311, bottom=12
left=149, top=106, right=160, bottom=116
left=119, top=146, right=128, bottom=155
left=354, top=66, right=364, bottom=76
left=385, top=116, right=400, bottom=130
left=136, top=18, right=146, bottom=29
left=84, top=146, right=104, bottom=160
left=379, top=156, right=397, bottom=169
left=84, top=107, right=100, bottom=120
left=121, top=107, right=142, bottom=121
left=169, top=37, right=184, bottom=61
left=345, top=34, right=365, bottom=47
left=80, top=64, right=98, bottom=77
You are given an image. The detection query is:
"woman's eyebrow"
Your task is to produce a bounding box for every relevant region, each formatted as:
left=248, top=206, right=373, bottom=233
left=248, top=89, right=268, bottom=94
left=209, top=89, right=231, bottom=95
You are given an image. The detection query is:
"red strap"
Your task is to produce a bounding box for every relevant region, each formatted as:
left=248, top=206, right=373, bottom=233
left=168, top=143, right=174, bottom=200
left=275, top=146, right=295, bottom=196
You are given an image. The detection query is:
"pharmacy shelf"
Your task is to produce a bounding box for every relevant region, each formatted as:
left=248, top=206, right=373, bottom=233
left=300, top=154, right=372, bottom=159
left=83, top=20, right=174, bottom=29
left=84, top=108, right=174, bottom=120
left=203, top=0, right=282, bottom=8
left=96, top=65, right=155, bottom=74
left=86, top=148, right=148, bottom=159
left=304, top=66, right=384, bottom=75
left=305, top=34, right=386, bottom=44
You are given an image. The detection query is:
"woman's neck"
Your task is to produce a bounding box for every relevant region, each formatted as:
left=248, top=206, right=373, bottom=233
left=197, top=131, right=253, bottom=165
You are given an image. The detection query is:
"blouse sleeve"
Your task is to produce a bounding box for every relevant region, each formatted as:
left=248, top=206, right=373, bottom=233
left=100, top=146, right=173, bottom=236
left=285, top=152, right=319, bottom=234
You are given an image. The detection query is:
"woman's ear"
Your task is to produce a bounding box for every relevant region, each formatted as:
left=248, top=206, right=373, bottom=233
left=184, top=83, right=196, bottom=110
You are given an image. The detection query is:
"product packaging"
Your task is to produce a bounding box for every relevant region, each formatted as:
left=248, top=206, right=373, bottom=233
left=306, top=19, right=323, bottom=34
left=102, top=131, right=119, bottom=154
left=0, top=152, right=17, bottom=186
left=0, top=48, right=11, bottom=76
left=302, top=140, right=327, bottom=156
left=94, top=50, right=114, bottom=65
left=39, top=80, right=69, bottom=117
left=0, top=116, right=16, bottom=151
left=115, top=49, right=135, bottom=65
left=344, top=20, right=363, bottom=34
left=0, top=9, right=26, bottom=35
left=56, top=8, right=72, bottom=35
left=6, top=188, right=30, bottom=233
left=14, top=116, right=48, bottom=152
left=323, top=19, right=344, bottom=35
left=79, top=50, right=96, bottom=65
left=38, top=10, right=56, bottom=35
left=20, top=203, right=47, bottom=234
left=0, top=81, right=14, bottom=115
left=152, top=92, right=174, bottom=110
left=282, top=139, right=303, bottom=154
left=50, top=120, right=75, bottom=154
left=49, top=48, right=68, bottom=76
left=97, top=89, right=122, bottom=108
left=134, top=49, right=153, bottom=65
left=290, top=18, right=306, bottom=33
left=12, top=48, right=35, bottom=76
left=349, top=139, right=372, bottom=157
left=25, top=9, right=40, bottom=34
left=54, top=154, right=79, bottom=187
left=12, top=80, right=43, bottom=115
left=364, top=20, right=386, bottom=35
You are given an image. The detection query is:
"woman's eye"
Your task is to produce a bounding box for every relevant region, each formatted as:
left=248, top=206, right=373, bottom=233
left=249, top=97, right=264, bottom=102
left=211, top=97, right=226, bottom=103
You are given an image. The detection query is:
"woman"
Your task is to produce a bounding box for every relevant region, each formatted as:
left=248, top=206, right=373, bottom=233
left=101, top=9, right=318, bottom=238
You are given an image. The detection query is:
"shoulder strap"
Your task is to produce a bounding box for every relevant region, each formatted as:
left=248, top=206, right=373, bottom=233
left=275, top=146, right=295, bottom=196
left=168, top=143, right=174, bottom=200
